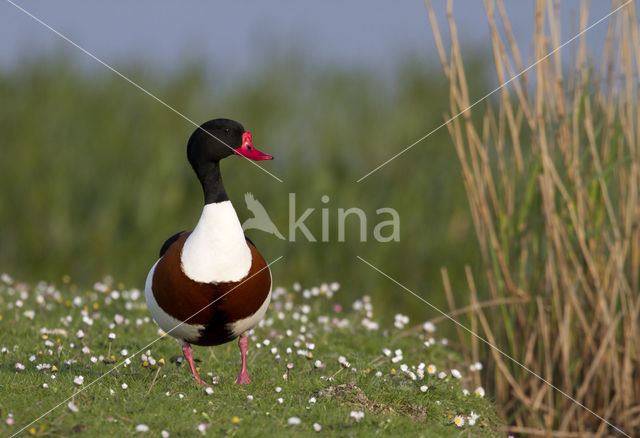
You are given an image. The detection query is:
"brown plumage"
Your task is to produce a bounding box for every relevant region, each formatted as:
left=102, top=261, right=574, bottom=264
left=151, top=232, right=271, bottom=346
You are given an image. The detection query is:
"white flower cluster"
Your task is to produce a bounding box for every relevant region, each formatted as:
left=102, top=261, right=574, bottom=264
left=394, top=313, right=410, bottom=329
left=361, top=318, right=379, bottom=331
left=455, top=411, right=480, bottom=427
left=399, top=363, right=417, bottom=380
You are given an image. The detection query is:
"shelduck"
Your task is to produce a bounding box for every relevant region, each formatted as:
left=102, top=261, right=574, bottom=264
left=145, top=118, right=274, bottom=385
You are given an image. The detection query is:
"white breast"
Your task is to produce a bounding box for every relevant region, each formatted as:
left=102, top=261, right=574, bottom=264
left=180, top=200, right=252, bottom=283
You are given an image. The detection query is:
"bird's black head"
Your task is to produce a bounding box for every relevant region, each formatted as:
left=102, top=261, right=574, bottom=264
left=187, top=118, right=273, bottom=204
left=187, top=119, right=273, bottom=176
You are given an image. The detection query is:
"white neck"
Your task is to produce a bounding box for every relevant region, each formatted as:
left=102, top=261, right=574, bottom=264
left=181, top=200, right=252, bottom=283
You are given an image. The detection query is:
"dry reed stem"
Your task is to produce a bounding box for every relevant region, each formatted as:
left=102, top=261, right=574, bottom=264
left=426, top=0, right=639, bottom=433
left=441, top=267, right=471, bottom=366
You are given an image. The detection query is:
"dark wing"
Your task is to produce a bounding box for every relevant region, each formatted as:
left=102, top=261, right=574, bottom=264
left=245, top=236, right=257, bottom=249
left=159, top=231, right=186, bottom=258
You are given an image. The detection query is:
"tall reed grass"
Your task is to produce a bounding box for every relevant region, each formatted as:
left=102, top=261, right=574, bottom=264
left=427, top=0, right=639, bottom=435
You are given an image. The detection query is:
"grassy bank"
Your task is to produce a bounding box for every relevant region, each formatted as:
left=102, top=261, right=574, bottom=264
left=0, top=275, right=501, bottom=437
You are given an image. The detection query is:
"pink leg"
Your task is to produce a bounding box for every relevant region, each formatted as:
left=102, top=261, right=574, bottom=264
left=182, top=343, right=209, bottom=386
left=234, top=336, right=252, bottom=384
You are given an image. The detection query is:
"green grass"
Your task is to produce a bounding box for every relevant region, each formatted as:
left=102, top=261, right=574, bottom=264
left=0, top=275, right=501, bottom=437
left=0, top=55, right=491, bottom=322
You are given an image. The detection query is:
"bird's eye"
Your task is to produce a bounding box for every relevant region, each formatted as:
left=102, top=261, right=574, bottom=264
left=224, top=128, right=230, bottom=135
left=247, top=146, right=253, bottom=151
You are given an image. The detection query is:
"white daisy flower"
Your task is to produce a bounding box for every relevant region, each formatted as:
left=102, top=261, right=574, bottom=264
left=422, top=321, right=436, bottom=332
left=1, top=273, right=13, bottom=284
left=338, top=356, right=350, bottom=368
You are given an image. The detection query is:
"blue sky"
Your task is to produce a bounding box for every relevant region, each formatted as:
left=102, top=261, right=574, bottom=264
left=0, top=1, right=618, bottom=75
